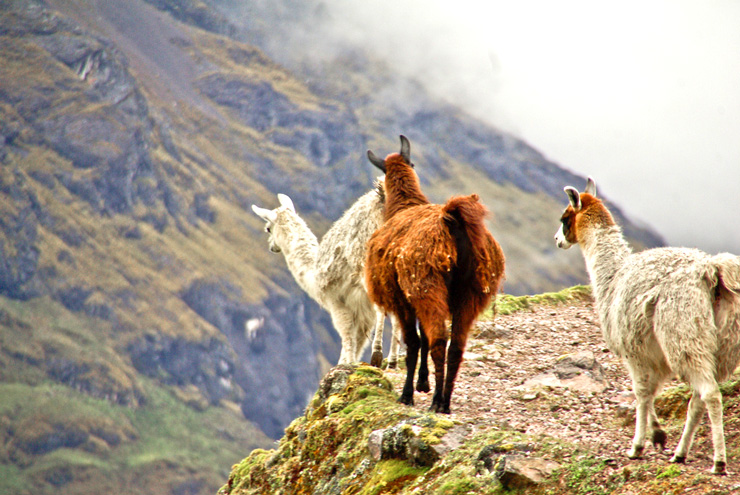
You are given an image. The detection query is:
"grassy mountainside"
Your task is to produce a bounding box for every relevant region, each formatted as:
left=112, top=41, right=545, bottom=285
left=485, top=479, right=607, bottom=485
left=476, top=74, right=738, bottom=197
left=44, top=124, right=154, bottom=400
left=0, top=1, right=664, bottom=494
left=0, top=295, right=272, bottom=495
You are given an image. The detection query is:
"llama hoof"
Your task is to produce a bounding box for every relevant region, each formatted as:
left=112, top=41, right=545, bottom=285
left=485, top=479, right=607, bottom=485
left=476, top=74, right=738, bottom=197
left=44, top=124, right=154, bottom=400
left=429, top=402, right=450, bottom=414
left=652, top=429, right=667, bottom=450
left=387, top=360, right=398, bottom=370
left=711, top=461, right=727, bottom=475
left=627, top=446, right=644, bottom=459
left=370, top=351, right=383, bottom=368
left=398, top=395, right=414, bottom=406
left=416, top=380, right=430, bottom=393
left=669, top=455, right=686, bottom=464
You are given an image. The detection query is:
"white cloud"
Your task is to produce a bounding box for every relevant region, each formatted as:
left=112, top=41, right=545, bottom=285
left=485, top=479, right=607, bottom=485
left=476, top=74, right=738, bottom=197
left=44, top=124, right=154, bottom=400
left=444, top=0, right=740, bottom=252
left=322, top=0, right=740, bottom=252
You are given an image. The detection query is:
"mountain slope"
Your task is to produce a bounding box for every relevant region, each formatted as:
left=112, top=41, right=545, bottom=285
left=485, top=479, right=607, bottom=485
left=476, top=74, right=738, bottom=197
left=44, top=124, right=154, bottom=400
left=0, top=1, right=663, bottom=494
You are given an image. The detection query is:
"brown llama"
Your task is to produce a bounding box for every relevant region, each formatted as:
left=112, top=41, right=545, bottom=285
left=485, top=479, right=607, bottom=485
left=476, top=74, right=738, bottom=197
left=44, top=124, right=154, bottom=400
left=364, top=135, right=505, bottom=413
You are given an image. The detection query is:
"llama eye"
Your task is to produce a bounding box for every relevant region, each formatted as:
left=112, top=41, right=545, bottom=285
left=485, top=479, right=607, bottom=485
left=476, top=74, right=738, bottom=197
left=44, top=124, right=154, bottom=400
left=266, top=226, right=271, bottom=233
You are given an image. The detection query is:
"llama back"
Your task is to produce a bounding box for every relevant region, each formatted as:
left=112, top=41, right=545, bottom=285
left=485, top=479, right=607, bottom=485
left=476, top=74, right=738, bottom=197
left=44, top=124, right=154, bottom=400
left=606, top=248, right=733, bottom=381
left=315, top=184, right=385, bottom=295
left=368, top=196, right=504, bottom=305
left=369, top=203, right=456, bottom=305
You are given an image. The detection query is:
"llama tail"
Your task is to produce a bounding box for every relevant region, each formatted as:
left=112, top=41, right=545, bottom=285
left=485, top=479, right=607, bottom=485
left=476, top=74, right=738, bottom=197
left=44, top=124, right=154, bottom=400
left=443, top=194, right=505, bottom=294
left=709, top=253, right=740, bottom=380
left=712, top=253, right=740, bottom=292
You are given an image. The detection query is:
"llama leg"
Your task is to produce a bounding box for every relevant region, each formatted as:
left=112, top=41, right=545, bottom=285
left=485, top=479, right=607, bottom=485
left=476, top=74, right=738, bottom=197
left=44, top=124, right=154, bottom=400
left=336, top=329, right=353, bottom=366
left=702, top=385, right=727, bottom=475
left=398, top=313, right=419, bottom=406
left=425, top=321, right=449, bottom=413
left=628, top=393, right=649, bottom=459
left=370, top=308, right=385, bottom=368
left=673, top=380, right=727, bottom=474
left=416, top=325, right=431, bottom=393
left=355, top=308, right=376, bottom=364
left=626, top=364, right=666, bottom=458
left=329, top=305, right=356, bottom=365
left=627, top=376, right=656, bottom=458
left=671, top=390, right=705, bottom=465
left=648, top=401, right=667, bottom=450
left=428, top=333, right=446, bottom=412
left=441, top=314, right=473, bottom=414
left=387, top=314, right=401, bottom=369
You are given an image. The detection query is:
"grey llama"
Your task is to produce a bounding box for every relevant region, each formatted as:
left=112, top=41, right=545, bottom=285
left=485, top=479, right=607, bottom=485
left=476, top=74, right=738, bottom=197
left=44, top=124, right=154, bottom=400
left=251, top=182, right=402, bottom=367
left=555, top=177, right=740, bottom=474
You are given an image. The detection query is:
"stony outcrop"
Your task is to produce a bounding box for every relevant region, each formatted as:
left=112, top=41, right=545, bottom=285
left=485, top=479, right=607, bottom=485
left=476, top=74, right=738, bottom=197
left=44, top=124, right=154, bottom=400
left=220, top=365, right=568, bottom=495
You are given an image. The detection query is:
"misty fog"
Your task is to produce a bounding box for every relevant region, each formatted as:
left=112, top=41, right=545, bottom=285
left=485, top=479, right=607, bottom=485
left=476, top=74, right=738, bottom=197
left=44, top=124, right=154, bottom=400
left=270, top=0, right=740, bottom=254
left=221, top=0, right=740, bottom=253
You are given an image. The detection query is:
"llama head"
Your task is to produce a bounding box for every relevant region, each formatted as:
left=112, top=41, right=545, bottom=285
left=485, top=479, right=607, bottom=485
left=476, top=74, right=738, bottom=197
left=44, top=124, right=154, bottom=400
left=251, top=194, right=296, bottom=253
left=366, top=135, right=413, bottom=174
left=555, top=177, right=615, bottom=249
left=366, top=135, right=427, bottom=218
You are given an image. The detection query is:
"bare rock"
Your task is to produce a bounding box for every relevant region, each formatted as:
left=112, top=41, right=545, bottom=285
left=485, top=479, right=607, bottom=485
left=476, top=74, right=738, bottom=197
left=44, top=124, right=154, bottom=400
left=477, top=442, right=559, bottom=488
left=517, top=350, right=610, bottom=394
left=368, top=421, right=467, bottom=467
left=492, top=455, right=561, bottom=489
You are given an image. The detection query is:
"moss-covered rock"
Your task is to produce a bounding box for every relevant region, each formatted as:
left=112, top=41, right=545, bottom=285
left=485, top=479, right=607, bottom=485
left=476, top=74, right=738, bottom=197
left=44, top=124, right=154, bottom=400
left=220, top=364, right=463, bottom=495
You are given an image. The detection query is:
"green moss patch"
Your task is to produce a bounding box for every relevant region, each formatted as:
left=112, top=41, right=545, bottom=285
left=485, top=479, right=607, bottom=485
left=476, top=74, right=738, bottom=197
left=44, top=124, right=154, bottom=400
left=487, top=285, right=592, bottom=318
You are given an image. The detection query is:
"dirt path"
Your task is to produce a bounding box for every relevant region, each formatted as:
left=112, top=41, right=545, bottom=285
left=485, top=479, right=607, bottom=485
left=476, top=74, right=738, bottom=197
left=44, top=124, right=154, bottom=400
left=383, top=298, right=740, bottom=492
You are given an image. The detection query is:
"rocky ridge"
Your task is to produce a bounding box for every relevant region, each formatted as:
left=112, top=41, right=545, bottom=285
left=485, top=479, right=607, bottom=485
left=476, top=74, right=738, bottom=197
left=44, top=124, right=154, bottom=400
left=222, top=290, right=740, bottom=494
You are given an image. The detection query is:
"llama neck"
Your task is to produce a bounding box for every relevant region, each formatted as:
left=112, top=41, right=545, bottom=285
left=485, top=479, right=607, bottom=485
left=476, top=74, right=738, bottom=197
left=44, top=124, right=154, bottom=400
left=384, top=171, right=429, bottom=219
left=276, top=212, right=321, bottom=302
left=580, top=225, right=632, bottom=305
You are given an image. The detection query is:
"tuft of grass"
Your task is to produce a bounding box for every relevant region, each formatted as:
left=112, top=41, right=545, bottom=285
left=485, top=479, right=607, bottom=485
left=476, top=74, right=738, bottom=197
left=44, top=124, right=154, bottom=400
left=563, top=457, right=611, bottom=495
left=655, top=463, right=682, bottom=479
left=359, top=460, right=427, bottom=495
left=437, top=477, right=478, bottom=495
left=485, top=285, right=592, bottom=318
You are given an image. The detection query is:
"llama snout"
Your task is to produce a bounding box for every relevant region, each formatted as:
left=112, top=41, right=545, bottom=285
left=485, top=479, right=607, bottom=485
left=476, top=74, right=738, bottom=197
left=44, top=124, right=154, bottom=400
left=554, top=224, right=572, bottom=249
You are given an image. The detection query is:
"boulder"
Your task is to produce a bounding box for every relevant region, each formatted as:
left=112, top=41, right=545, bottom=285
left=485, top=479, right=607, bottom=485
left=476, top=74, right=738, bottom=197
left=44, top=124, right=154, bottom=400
left=477, top=443, right=560, bottom=489
left=492, top=455, right=561, bottom=489
left=367, top=421, right=467, bottom=467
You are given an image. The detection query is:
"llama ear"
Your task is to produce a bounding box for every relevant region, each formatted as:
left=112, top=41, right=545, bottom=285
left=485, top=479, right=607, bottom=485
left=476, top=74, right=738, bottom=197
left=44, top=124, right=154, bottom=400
left=564, top=186, right=582, bottom=211
left=367, top=150, right=387, bottom=173
left=399, top=135, right=411, bottom=164
left=585, top=177, right=597, bottom=196
left=251, top=204, right=277, bottom=223
left=277, top=194, right=295, bottom=212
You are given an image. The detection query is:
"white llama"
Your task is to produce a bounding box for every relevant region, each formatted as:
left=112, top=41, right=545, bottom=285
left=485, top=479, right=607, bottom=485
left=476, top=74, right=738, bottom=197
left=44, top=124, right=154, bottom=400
left=555, top=177, right=740, bottom=474
left=251, top=181, right=402, bottom=367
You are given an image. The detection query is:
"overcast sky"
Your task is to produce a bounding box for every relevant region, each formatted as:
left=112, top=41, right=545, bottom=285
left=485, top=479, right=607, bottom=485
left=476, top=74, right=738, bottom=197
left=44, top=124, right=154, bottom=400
left=327, top=0, right=740, bottom=253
